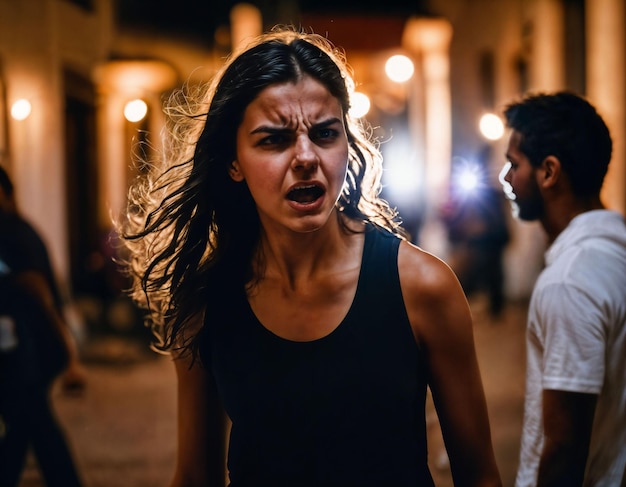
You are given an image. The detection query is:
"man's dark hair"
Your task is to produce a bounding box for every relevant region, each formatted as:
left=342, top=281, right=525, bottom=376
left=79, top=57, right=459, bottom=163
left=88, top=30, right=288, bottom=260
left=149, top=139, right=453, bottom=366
left=504, top=91, right=612, bottom=197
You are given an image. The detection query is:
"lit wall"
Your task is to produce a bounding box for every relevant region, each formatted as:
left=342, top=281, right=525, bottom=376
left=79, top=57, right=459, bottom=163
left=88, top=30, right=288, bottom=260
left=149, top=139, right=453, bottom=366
left=0, top=0, right=114, bottom=289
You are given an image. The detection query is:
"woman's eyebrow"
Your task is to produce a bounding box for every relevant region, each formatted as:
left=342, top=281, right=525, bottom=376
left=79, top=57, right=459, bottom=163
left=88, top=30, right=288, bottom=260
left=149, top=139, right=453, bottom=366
left=313, top=117, right=342, bottom=129
left=250, top=125, right=291, bottom=135
left=249, top=117, right=342, bottom=135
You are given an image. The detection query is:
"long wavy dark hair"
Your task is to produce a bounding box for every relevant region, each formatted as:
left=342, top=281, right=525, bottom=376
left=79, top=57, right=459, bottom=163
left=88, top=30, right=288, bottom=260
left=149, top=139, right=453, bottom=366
left=120, top=28, right=404, bottom=356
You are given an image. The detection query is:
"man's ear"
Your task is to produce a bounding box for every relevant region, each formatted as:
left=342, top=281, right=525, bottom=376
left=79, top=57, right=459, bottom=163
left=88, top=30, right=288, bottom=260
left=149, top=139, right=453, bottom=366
left=228, top=160, right=245, bottom=182
left=538, top=155, right=561, bottom=189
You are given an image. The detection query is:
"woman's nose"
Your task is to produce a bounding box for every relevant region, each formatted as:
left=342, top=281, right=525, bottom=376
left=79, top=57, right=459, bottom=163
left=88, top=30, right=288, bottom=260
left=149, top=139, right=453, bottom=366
left=292, top=136, right=319, bottom=170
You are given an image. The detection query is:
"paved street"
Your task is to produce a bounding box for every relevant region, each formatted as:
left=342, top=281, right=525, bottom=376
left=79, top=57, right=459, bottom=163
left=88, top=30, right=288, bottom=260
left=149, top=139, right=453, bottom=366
left=19, top=298, right=527, bottom=487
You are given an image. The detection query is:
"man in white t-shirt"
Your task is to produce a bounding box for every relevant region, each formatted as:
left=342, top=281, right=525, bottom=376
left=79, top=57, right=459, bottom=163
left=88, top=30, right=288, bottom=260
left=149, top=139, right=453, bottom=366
left=501, top=92, right=626, bottom=486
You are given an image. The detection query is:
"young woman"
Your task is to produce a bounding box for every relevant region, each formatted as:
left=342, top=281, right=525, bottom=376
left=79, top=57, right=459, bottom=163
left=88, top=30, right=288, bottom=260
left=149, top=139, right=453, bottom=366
left=121, top=28, right=502, bottom=487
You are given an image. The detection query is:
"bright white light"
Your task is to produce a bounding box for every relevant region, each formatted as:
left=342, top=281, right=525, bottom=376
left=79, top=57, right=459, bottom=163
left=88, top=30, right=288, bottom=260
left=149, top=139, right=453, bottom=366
left=385, top=55, right=415, bottom=83
left=451, top=157, right=484, bottom=197
left=498, top=161, right=515, bottom=200
left=124, top=99, right=148, bottom=122
left=386, top=161, right=421, bottom=196
left=458, top=169, right=479, bottom=192
left=499, top=161, right=519, bottom=216
left=349, top=92, right=371, bottom=118
left=479, top=113, right=505, bottom=141
left=11, top=99, right=32, bottom=120
left=382, top=133, right=422, bottom=203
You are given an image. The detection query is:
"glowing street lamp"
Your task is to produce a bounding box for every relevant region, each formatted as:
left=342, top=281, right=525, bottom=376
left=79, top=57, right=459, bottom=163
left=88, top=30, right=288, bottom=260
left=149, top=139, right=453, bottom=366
left=479, top=113, right=504, bottom=141
left=11, top=99, right=32, bottom=120
left=385, top=55, right=415, bottom=83
left=124, top=98, right=148, bottom=123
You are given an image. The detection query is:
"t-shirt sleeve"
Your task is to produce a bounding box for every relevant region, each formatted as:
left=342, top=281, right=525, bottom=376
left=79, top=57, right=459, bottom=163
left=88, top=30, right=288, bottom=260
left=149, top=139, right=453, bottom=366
left=536, top=282, right=606, bottom=394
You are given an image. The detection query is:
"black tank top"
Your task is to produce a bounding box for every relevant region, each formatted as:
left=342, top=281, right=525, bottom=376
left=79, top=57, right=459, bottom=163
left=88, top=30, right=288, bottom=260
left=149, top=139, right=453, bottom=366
left=200, top=226, right=434, bottom=486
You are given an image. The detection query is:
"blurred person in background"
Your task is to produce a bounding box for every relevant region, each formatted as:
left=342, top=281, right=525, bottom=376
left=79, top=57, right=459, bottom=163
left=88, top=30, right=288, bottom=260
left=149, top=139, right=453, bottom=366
left=120, top=28, right=502, bottom=487
left=0, top=165, right=86, bottom=487
left=501, top=91, right=626, bottom=487
left=441, top=146, right=510, bottom=318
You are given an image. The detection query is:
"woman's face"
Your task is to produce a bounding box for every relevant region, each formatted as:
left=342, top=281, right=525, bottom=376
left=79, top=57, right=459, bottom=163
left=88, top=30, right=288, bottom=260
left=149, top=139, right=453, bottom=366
left=231, top=75, right=349, bottom=235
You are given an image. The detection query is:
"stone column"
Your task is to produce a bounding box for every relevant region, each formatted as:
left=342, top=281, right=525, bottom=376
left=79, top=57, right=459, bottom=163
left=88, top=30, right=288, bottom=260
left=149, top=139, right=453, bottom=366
left=402, top=17, right=453, bottom=254
left=94, top=89, right=128, bottom=228
left=230, top=3, right=263, bottom=52
left=93, top=60, right=177, bottom=227
left=528, top=0, right=566, bottom=91
left=586, top=0, right=626, bottom=213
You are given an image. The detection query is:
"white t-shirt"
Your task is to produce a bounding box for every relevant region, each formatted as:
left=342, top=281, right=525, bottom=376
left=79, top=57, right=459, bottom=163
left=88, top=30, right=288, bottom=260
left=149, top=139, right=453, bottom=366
left=516, top=210, right=626, bottom=487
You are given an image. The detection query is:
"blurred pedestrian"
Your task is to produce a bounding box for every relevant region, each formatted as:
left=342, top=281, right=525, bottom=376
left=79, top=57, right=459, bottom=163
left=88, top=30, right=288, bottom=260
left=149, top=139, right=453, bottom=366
left=441, top=148, right=510, bottom=317
left=0, top=165, right=86, bottom=487
left=120, top=28, right=502, bottom=487
left=501, top=91, right=626, bottom=486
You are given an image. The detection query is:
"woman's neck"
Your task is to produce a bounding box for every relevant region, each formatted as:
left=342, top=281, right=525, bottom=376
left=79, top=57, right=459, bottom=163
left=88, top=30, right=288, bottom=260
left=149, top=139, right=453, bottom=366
left=254, top=215, right=364, bottom=292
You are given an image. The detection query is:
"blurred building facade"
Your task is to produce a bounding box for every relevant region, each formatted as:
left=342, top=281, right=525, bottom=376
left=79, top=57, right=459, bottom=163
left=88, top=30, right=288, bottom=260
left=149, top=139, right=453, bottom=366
left=0, top=0, right=623, bottom=307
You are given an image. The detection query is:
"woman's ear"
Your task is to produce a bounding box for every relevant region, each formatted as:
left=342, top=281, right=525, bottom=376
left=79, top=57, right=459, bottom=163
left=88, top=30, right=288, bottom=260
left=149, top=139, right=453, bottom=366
left=228, top=160, right=245, bottom=182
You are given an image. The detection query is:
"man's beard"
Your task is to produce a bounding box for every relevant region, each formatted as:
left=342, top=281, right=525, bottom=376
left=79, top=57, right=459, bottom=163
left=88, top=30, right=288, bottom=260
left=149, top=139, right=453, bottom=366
left=514, top=187, right=544, bottom=222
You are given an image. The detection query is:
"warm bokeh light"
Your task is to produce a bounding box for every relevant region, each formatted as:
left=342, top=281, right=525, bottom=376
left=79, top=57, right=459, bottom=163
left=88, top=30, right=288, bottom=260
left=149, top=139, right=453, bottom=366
left=11, top=99, right=32, bottom=120
left=349, top=91, right=371, bottom=118
left=385, top=55, right=415, bottom=83
left=124, top=99, right=148, bottom=122
left=479, top=113, right=505, bottom=140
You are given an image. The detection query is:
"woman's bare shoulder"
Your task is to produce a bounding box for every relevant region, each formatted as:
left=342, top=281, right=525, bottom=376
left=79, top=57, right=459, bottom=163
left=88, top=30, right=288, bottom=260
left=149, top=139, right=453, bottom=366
left=397, top=240, right=472, bottom=346
left=397, top=240, right=461, bottom=299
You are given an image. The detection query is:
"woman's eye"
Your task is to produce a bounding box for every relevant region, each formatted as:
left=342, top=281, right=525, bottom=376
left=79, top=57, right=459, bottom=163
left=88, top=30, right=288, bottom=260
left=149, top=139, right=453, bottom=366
left=258, top=134, right=289, bottom=146
left=313, top=128, right=338, bottom=141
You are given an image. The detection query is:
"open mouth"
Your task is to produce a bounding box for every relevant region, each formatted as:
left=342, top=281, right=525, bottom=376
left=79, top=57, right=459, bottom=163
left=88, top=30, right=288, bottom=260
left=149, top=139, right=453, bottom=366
left=287, top=185, right=325, bottom=204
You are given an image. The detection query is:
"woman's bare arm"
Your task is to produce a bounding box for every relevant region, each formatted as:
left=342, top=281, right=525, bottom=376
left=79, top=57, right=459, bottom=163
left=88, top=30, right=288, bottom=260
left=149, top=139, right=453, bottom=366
left=15, top=270, right=87, bottom=391
left=399, top=241, right=501, bottom=487
left=170, top=351, right=227, bottom=487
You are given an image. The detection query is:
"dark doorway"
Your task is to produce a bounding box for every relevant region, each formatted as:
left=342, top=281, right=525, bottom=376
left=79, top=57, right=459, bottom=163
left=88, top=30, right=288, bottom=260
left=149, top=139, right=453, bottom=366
left=64, top=69, right=100, bottom=297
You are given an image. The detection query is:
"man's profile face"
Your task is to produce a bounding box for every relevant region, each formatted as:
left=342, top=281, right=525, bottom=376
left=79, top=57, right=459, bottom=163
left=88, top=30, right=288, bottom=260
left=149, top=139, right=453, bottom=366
left=502, top=131, right=544, bottom=222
